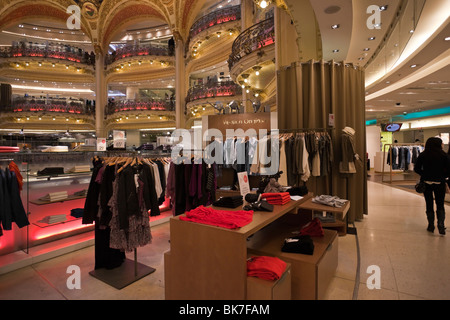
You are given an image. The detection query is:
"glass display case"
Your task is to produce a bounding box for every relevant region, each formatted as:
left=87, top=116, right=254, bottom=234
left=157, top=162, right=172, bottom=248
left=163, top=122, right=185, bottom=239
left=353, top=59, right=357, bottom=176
left=0, top=152, right=95, bottom=256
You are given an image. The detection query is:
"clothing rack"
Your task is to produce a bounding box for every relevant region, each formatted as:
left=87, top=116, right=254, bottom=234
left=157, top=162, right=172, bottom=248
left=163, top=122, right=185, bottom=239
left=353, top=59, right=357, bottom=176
left=381, top=143, right=424, bottom=184
left=88, top=155, right=170, bottom=289
left=270, top=128, right=334, bottom=134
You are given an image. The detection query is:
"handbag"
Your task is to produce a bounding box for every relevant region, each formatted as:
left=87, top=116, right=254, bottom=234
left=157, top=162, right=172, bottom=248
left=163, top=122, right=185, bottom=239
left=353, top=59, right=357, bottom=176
left=415, top=180, right=426, bottom=193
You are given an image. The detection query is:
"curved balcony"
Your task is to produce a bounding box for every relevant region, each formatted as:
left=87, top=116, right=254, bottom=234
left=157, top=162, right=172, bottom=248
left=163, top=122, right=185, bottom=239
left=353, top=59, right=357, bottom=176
left=228, top=17, right=275, bottom=71
left=105, top=43, right=173, bottom=67
left=185, top=80, right=242, bottom=104
left=1, top=43, right=95, bottom=66
left=3, top=98, right=94, bottom=115
left=105, top=99, right=175, bottom=116
left=189, top=5, right=241, bottom=39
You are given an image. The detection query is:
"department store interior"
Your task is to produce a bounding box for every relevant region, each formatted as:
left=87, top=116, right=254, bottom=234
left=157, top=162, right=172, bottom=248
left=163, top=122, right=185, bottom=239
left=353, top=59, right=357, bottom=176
left=0, top=0, right=449, bottom=302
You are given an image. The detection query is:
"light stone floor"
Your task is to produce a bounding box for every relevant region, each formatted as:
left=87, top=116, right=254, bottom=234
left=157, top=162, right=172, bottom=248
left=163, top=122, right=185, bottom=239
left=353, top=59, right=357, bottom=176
left=0, top=180, right=449, bottom=300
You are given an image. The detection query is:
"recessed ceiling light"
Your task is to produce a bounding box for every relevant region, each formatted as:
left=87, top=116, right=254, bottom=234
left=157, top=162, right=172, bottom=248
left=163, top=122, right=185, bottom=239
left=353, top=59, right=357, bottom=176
left=368, top=37, right=376, bottom=41
left=410, top=64, right=417, bottom=68
left=332, top=49, right=339, bottom=53
left=331, top=24, right=340, bottom=29
left=444, top=36, right=450, bottom=41
left=363, top=48, right=370, bottom=51
left=379, top=5, right=388, bottom=11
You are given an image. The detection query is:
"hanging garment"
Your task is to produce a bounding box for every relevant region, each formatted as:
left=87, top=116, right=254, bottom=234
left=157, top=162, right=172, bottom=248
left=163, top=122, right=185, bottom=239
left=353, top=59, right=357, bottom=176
left=278, top=138, right=288, bottom=186
left=108, top=165, right=152, bottom=252
left=339, top=127, right=358, bottom=173
left=0, top=168, right=29, bottom=231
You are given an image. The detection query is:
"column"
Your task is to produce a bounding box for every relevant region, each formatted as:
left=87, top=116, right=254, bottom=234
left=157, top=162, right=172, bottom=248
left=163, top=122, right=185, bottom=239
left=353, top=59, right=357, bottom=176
left=241, top=0, right=254, bottom=113
left=95, top=50, right=107, bottom=138
left=126, top=86, right=139, bottom=100
left=175, top=35, right=186, bottom=129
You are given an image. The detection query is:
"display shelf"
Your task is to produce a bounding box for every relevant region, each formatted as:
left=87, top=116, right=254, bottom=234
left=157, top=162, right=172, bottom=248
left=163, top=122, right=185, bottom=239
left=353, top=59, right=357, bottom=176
left=32, top=214, right=81, bottom=228
left=30, top=194, right=86, bottom=205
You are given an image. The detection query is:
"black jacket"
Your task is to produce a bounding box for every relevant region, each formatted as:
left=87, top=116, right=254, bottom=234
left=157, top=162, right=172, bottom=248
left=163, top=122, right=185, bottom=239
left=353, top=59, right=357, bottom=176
left=0, top=168, right=29, bottom=230
left=414, top=150, right=450, bottom=183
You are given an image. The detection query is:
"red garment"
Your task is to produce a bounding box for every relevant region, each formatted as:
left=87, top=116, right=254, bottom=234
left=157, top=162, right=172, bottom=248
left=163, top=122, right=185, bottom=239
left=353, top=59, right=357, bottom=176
left=247, top=256, right=287, bottom=281
left=299, top=218, right=324, bottom=237
left=180, top=205, right=253, bottom=229
left=8, top=161, right=23, bottom=192
left=261, top=192, right=291, bottom=205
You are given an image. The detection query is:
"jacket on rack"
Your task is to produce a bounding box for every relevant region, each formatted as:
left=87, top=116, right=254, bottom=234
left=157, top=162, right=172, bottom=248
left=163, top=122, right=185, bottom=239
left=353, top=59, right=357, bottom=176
left=0, top=168, right=29, bottom=231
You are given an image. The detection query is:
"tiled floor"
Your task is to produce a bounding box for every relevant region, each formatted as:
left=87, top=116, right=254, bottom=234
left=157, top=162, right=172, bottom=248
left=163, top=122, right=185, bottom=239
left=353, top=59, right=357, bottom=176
left=0, top=180, right=449, bottom=300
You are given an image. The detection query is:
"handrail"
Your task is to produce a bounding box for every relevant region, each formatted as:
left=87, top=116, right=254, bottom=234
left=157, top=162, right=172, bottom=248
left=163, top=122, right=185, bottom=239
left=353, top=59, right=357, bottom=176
left=189, top=5, right=241, bottom=39
left=185, top=80, right=242, bottom=103
left=228, top=17, right=274, bottom=70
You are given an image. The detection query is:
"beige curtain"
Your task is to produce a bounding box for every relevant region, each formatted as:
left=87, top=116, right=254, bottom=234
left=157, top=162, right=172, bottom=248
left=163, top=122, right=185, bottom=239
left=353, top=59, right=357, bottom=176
left=277, top=60, right=367, bottom=222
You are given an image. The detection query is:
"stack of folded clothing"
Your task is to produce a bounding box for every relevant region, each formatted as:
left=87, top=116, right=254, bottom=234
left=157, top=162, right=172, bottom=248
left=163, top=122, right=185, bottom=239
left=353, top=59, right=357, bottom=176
left=39, top=191, right=68, bottom=202
left=261, top=192, right=291, bottom=205
left=247, top=256, right=287, bottom=281
left=180, top=205, right=253, bottom=229
left=37, top=167, right=65, bottom=176
left=281, top=235, right=314, bottom=255
left=70, top=208, right=84, bottom=218
left=213, top=195, right=243, bottom=208
left=299, top=218, right=324, bottom=237
left=41, top=214, right=67, bottom=224
left=0, top=146, right=20, bottom=153
left=312, top=195, right=348, bottom=208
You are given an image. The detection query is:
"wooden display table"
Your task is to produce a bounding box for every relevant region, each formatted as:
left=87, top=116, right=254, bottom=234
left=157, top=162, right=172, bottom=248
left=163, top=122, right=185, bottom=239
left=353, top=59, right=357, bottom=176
left=298, top=198, right=350, bottom=236
left=164, top=194, right=312, bottom=300
left=247, top=214, right=338, bottom=300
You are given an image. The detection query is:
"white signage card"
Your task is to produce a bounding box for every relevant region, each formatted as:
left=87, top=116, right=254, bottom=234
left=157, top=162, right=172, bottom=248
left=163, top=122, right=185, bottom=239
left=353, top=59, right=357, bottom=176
left=97, top=138, right=106, bottom=151
left=237, top=171, right=250, bottom=196
left=113, top=130, right=126, bottom=148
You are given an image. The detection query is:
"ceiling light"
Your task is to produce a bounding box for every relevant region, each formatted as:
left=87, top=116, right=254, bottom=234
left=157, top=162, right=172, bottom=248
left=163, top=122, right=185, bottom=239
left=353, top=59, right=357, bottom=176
left=363, top=48, right=370, bottom=51
left=331, top=24, right=340, bottom=29
left=217, top=32, right=221, bottom=37
left=332, top=49, right=339, bottom=53
left=410, top=64, right=417, bottom=68
left=409, top=29, right=414, bottom=34
left=368, top=37, right=376, bottom=41
left=38, top=62, right=42, bottom=66
left=379, top=5, right=388, bottom=11
left=444, top=36, right=450, bottom=41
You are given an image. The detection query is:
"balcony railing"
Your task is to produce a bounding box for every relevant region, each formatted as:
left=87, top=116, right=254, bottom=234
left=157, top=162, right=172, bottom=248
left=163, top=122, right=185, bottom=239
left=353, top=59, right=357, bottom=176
left=189, top=5, right=241, bottom=39
left=3, top=98, right=93, bottom=115
left=228, top=17, right=274, bottom=70
left=105, top=99, right=174, bottom=115
left=1, top=42, right=95, bottom=66
left=105, top=43, right=173, bottom=66
left=186, top=80, right=242, bottom=103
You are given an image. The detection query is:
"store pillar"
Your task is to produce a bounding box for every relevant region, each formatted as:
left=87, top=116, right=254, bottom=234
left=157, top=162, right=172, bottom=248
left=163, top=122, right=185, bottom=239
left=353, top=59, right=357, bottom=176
left=175, top=35, right=186, bottom=129
left=95, top=50, right=107, bottom=138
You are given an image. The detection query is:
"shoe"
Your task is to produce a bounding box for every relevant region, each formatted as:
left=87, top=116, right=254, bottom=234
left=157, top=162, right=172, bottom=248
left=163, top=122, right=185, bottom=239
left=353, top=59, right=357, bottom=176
left=427, top=224, right=435, bottom=232
left=438, top=225, right=446, bottom=235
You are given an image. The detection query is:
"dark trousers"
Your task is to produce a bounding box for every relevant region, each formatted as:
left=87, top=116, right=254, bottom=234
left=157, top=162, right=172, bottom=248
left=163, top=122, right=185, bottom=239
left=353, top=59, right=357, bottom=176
left=423, top=182, right=446, bottom=227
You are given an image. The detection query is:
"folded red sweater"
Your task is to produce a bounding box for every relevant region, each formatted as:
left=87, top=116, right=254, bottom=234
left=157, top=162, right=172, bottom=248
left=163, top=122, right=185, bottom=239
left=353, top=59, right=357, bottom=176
left=180, top=205, right=253, bottom=229
left=261, top=192, right=291, bottom=205
left=247, top=256, right=287, bottom=281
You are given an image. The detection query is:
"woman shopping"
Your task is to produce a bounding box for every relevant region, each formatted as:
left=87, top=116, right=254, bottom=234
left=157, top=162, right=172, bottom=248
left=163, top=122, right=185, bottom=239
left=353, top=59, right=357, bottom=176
left=414, top=137, right=450, bottom=235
